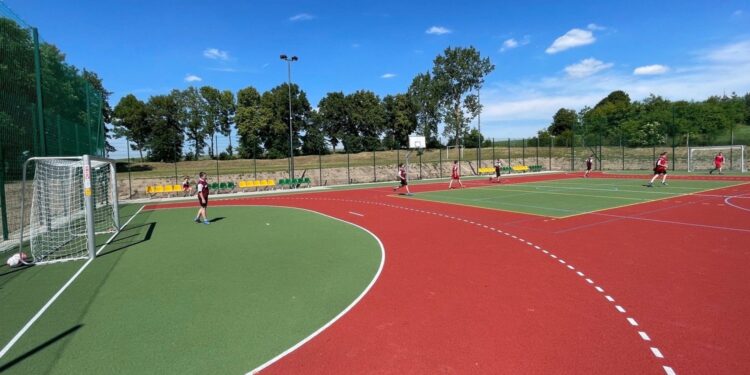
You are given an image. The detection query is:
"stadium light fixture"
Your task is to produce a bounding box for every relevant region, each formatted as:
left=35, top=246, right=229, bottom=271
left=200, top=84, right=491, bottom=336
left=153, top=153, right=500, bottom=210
left=280, top=54, right=299, bottom=181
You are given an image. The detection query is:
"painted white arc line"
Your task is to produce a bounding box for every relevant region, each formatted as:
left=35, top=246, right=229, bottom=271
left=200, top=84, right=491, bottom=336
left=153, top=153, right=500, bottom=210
left=0, top=205, right=146, bottom=360
left=348, top=211, right=364, bottom=217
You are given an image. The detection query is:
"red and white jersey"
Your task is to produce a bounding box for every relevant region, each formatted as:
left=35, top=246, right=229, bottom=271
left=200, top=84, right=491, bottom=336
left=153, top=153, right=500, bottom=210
left=197, top=177, right=209, bottom=199
left=715, top=154, right=725, bottom=164
left=656, top=155, right=668, bottom=168
left=452, top=164, right=459, bottom=176
left=398, top=166, right=406, bottom=180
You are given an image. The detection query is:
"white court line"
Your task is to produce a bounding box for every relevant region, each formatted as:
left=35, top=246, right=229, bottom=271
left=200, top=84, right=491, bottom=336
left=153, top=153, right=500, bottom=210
left=651, top=347, right=664, bottom=358
left=639, top=331, right=651, bottom=341
left=348, top=211, right=364, bottom=217
left=247, top=209, right=386, bottom=375
left=0, top=205, right=145, bottom=360
left=664, top=366, right=677, bottom=375
left=627, top=318, right=639, bottom=326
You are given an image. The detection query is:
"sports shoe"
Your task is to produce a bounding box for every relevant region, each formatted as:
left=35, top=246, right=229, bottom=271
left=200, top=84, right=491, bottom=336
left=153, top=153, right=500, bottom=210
left=662, top=182, right=668, bottom=186
left=646, top=183, right=653, bottom=187
left=194, top=218, right=201, bottom=223
left=203, top=220, right=210, bottom=225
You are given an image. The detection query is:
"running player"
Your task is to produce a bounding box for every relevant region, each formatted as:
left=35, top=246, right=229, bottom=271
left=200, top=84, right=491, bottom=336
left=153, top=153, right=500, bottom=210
left=392, top=163, right=412, bottom=195
left=492, top=159, right=504, bottom=183
left=646, top=152, right=669, bottom=187
left=709, top=151, right=724, bottom=175
left=194, top=172, right=210, bottom=224
left=584, top=154, right=594, bottom=178
left=448, top=160, right=464, bottom=189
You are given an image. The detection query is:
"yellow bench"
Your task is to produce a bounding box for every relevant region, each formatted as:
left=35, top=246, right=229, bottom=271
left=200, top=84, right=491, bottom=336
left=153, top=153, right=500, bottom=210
left=512, top=165, right=530, bottom=173
left=145, top=184, right=182, bottom=198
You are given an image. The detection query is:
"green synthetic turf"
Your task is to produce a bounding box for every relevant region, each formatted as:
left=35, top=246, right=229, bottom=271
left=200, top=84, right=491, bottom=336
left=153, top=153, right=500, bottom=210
left=409, top=178, right=742, bottom=217
left=0, top=205, right=381, bottom=374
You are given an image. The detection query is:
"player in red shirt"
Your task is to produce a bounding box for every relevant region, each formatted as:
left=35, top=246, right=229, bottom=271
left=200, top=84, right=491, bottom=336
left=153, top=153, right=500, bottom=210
left=392, top=163, right=412, bottom=195
left=491, top=159, right=504, bottom=183
left=194, top=172, right=210, bottom=224
left=646, top=152, right=669, bottom=187
left=584, top=154, right=594, bottom=178
left=448, top=160, right=464, bottom=189
left=709, top=152, right=724, bottom=175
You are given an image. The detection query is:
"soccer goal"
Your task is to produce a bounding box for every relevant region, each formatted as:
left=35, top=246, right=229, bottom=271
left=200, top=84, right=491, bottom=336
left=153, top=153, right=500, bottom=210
left=687, top=145, right=747, bottom=173
left=18, top=155, right=120, bottom=264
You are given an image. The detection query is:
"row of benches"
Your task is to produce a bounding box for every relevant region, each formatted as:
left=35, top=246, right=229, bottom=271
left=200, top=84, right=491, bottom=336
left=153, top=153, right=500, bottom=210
left=478, top=165, right=544, bottom=174
left=145, top=178, right=314, bottom=198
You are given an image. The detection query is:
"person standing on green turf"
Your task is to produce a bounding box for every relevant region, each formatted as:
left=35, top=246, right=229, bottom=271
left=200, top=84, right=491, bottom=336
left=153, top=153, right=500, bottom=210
left=194, top=172, right=210, bottom=224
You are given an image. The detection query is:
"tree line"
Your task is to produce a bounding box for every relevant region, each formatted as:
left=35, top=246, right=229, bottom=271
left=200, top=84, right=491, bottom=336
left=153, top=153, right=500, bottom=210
left=540, top=90, right=750, bottom=148
left=113, top=46, right=495, bottom=162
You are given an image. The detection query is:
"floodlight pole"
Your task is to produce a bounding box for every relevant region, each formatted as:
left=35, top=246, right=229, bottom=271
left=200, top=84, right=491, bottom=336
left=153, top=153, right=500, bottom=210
left=280, top=54, right=298, bottom=181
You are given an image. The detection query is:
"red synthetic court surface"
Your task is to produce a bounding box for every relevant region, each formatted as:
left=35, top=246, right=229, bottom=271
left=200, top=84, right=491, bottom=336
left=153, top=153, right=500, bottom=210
left=146, top=173, right=750, bottom=375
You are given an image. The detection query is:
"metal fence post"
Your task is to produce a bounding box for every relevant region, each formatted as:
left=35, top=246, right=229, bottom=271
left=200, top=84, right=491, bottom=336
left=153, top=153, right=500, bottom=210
left=32, top=28, right=46, bottom=156
left=373, top=148, right=376, bottom=182
left=347, top=148, right=350, bottom=184
left=507, top=138, right=511, bottom=165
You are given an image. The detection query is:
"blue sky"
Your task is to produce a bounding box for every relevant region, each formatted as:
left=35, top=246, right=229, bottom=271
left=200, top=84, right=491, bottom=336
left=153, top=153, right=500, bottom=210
left=4, top=0, right=750, bottom=158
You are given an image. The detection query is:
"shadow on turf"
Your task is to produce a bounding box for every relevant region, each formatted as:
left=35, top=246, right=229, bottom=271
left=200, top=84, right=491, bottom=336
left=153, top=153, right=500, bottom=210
left=97, top=222, right=156, bottom=258
left=209, top=217, right=225, bottom=223
left=0, top=324, right=82, bottom=372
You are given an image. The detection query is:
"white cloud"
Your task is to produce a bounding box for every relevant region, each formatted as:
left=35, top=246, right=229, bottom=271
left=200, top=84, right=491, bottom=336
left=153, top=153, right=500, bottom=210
left=732, top=10, right=743, bottom=17
left=500, top=39, right=518, bottom=52
left=290, top=13, right=314, bottom=21
left=470, top=38, right=750, bottom=139
left=184, top=74, right=202, bottom=82
left=634, top=64, right=670, bottom=75
left=564, top=58, right=614, bottom=78
left=546, top=28, right=595, bottom=54
left=500, top=36, right=530, bottom=52
left=203, top=48, right=229, bottom=60
left=381, top=73, right=396, bottom=79
left=587, top=23, right=606, bottom=30
left=703, top=40, right=750, bottom=63
left=426, top=26, right=452, bottom=35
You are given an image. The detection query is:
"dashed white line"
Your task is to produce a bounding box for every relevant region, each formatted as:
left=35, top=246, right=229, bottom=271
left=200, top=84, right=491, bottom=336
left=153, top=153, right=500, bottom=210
left=638, top=331, right=651, bottom=341
left=348, top=211, right=364, bottom=217
left=605, top=295, right=615, bottom=302
left=585, top=278, right=594, bottom=284
left=615, top=305, right=626, bottom=313
left=663, top=366, right=676, bottom=375
left=595, top=286, right=604, bottom=293
left=567, top=265, right=575, bottom=270
left=577, top=271, right=585, bottom=277
left=651, top=347, right=664, bottom=358
left=627, top=317, right=639, bottom=326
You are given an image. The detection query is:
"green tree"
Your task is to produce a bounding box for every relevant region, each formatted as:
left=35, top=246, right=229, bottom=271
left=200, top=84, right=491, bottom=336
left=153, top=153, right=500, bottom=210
left=549, top=108, right=578, bottom=135
left=179, top=87, right=207, bottom=159
left=145, top=93, right=183, bottom=162
left=346, top=90, right=385, bottom=152
left=407, top=72, right=442, bottom=147
left=382, top=94, right=417, bottom=149
left=260, top=83, right=311, bottom=158
left=317, top=92, right=349, bottom=150
left=235, top=86, right=266, bottom=159
left=431, top=46, right=495, bottom=150
left=82, top=70, right=114, bottom=154
left=219, top=90, right=236, bottom=156
left=112, top=94, right=149, bottom=160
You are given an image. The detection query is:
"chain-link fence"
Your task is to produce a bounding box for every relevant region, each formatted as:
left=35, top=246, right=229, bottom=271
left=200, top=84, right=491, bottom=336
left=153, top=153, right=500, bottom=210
left=1, top=4, right=105, bottom=250
left=116, top=128, right=749, bottom=199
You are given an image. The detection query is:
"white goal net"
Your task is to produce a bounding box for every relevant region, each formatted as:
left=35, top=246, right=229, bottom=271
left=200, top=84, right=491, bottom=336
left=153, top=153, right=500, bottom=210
left=687, top=145, right=747, bottom=173
left=19, top=155, right=120, bottom=264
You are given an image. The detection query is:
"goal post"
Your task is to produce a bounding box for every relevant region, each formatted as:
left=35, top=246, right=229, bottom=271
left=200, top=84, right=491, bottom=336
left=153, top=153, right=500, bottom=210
left=687, top=145, right=747, bottom=173
left=18, top=155, right=120, bottom=264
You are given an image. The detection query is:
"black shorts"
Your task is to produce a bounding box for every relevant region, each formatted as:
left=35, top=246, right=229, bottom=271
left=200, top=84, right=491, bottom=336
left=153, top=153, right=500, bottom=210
left=400, top=179, right=408, bottom=186
left=199, top=198, right=208, bottom=208
left=495, top=168, right=501, bottom=177
left=586, top=163, right=592, bottom=171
